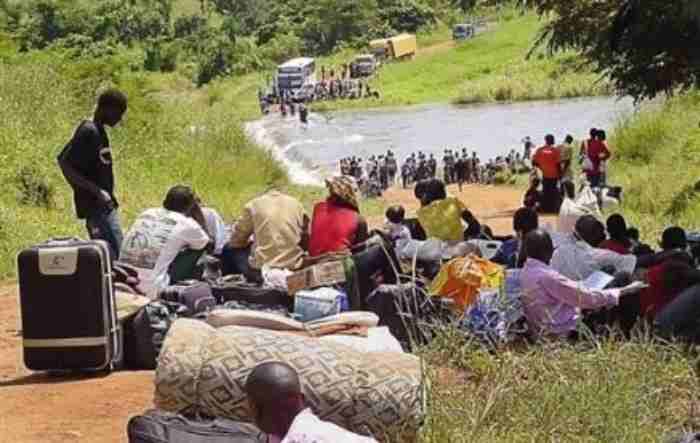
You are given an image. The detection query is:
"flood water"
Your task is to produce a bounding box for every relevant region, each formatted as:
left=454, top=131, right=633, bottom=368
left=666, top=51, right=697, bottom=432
left=245, top=97, right=636, bottom=185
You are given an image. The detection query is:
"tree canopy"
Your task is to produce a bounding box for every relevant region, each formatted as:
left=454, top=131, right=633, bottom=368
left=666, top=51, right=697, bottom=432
left=531, top=0, right=700, bottom=100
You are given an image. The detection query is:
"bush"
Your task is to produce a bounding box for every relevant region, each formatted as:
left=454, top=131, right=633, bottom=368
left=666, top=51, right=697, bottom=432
left=174, top=14, right=207, bottom=39
left=260, top=32, right=302, bottom=65
left=195, top=37, right=231, bottom=86
left=15, top=166, right=55, bottom=209
left=144, top=40, right=179, bottom=72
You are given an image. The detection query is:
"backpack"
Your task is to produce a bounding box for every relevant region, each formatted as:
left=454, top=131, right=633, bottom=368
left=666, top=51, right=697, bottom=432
left=127, top=409, right=266, bottom=443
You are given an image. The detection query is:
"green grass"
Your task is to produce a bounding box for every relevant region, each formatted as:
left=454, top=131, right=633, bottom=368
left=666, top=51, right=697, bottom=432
left=419, top=331, right=700, bottom=442
left=609, top=92, right=700, bottom=242
left=0, top=48, right=312, bottom=277
left=313, top=13, right=609, bottom=112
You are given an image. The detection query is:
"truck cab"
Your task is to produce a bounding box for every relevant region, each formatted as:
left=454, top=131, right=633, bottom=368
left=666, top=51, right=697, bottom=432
left=350, top=54, right=378, bottom=78
left=453, top=23, right=475, bottom=41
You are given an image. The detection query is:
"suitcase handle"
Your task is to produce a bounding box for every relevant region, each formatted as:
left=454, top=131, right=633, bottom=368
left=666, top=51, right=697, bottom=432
left=46, top=236, right=83, bottom=245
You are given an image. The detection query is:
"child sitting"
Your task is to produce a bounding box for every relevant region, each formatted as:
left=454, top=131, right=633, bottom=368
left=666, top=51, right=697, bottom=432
left=384, top=205, right=411, bottom=249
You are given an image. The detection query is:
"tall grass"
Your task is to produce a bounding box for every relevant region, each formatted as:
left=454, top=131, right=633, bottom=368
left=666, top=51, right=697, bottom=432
left=0, top=48, right=312, bottom=277
left=420, top=331, right=700, bottom=442
left=610, top=92, right=700, bottom=242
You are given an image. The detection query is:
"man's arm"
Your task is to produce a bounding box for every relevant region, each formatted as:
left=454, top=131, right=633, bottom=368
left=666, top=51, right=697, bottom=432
left=541, top=269, right=620, bottom=310
left=354, top=215, right=369, bottom=245
left=229, top=206, right=255, bottom=248
left=299, top=213, right=310, bottom=252
left=596, top=249, right=637, bottom=275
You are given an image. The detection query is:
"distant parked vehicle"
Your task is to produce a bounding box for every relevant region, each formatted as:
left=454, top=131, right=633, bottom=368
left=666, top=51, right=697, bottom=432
left=350, top=54, right=378, bottom=78
left=453, top=23, right=475, bottom=41
left=369, top=34, right=417, bottom=62
left=277, top=57, right=316, bottom=94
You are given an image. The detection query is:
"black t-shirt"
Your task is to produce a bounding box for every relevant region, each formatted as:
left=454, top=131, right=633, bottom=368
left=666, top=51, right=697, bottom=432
left=58, top=120, right=117, bottom=219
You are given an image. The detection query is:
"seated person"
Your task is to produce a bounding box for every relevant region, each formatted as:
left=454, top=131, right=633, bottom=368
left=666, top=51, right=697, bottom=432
left=520, top=230, right=645, bottom=338
left=640, top=227, right=700, bottom=319
left=599, top=213, right=632, bottom=254
left=492, top=207, right=539, bottom=269
left=227, top=189, right=309, bottom=281
left=383, top=205, right=411, bottom=251
left=245, top=362, right=377, bottom=443
left=119, top=185, right=211, bottom=298
left=523, top=177, right=542, bottom=211
left=551, top=215, right=637, bottom=281
left=415, top=178, right=479, bottom=242
left=196, top=200, right=228, bottom=257
left=309, top=176, right=368, bottom=257
left=626, top=227, right=655, bottom=256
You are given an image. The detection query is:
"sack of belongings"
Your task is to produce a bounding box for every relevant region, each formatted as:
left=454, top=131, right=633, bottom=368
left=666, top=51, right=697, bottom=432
left=154, top=319, right=425, bottom=441
left=460, top=269, right=527, bottom=346
left=430, top=254, right=505, bottom=311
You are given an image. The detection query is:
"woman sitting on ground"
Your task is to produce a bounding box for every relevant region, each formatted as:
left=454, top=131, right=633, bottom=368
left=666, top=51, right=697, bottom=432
left=415, top=178, right=484, bottom=242
left=309, top=175, right=369, bottom=257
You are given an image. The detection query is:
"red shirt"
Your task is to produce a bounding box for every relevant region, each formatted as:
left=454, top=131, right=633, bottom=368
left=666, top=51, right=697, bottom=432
left=640, top=263, right=676, bottom=319
left=533, top=145, right=561, bottom=179
left=585, top=140, right=611, bottom=174
left=309, top=200, right=360, bottom=257
left=599, top=239, right=630, bottom=255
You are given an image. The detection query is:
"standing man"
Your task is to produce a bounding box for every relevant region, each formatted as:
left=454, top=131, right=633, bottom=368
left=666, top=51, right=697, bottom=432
left=58, top=89, right=128, bottom=260
left=532, top=134, right=562, bottom=213
left=559, top=134, right=575, bottom=199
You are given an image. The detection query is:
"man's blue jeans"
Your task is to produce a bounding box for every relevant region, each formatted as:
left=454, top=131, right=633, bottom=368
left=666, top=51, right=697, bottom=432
left=86, top=208, right=123, bottom=261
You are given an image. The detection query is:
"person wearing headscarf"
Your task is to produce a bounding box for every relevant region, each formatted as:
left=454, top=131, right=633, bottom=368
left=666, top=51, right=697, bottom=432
left=309, top=175, right=369, bottom=257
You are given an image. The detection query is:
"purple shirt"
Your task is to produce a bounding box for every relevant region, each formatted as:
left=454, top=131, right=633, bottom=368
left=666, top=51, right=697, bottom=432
left=520, top=258, right=620, bottom=337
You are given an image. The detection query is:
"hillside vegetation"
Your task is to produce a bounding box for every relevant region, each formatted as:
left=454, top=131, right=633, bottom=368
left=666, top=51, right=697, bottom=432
left=610, top=92, right=700, bottom=241
left=313, top=12, right=610, bottom=111
left=0, top=42, right=324, bottom=278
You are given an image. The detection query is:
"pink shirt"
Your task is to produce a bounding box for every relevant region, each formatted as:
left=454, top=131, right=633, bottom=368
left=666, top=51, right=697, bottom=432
left=520, top=258, right=620, bottom=337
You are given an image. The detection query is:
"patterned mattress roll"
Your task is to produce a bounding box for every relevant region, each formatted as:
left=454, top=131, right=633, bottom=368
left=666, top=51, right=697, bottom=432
left=154, top=319, right=425, bottom=441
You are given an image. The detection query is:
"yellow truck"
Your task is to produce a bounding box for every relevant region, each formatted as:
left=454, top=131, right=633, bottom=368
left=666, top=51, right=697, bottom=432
left=369, top=33, right=417, bottom=61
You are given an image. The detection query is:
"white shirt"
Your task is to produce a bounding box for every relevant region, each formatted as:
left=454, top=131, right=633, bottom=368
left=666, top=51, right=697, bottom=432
left=120, top=208, right=210, bottom=297
left=201, top=207, right=228, bottom=255
left=281, top=409, right=377, bottom=443
left=550, top=234, right=637, bottom=281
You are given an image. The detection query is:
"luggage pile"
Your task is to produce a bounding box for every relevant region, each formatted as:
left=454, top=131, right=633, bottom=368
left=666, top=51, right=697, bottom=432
left=17, top=237, right=426, bottom=441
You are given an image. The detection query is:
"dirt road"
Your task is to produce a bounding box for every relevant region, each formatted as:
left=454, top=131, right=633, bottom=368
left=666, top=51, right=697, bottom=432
left=0, top=184, right=539, bottom=442
left=376, top=183, right=555, bottom=234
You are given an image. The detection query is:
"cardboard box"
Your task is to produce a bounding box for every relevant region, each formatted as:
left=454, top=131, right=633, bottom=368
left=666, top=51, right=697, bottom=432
left=287, top=260, right=346, bottom=295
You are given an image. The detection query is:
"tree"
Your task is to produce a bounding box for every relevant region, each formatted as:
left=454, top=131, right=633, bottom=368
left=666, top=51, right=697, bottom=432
left=531, top=0, right=700, bottom=100
left=452, top=0, right=477, bottom=13
left=378, top=0, right=436, bottom=33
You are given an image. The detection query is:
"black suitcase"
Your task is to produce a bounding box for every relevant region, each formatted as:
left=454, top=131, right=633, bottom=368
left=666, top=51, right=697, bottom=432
left=123, top=301, right=188, bottom=370
left=17, top=238, right=120, bottom=371
left=211, top=277, right=292, bottom=310
left=127, top=409, right=266, bottom=443
left=160, top=281, right=217, bottom=316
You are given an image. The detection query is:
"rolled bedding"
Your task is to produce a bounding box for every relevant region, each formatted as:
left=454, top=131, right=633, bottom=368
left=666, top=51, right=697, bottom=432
left=155, top=319, right=425, bottom=440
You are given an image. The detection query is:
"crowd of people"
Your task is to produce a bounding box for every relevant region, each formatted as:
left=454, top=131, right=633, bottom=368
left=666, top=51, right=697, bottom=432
left=527, top=129, right=611, bottom=213
left=338, top=145, right=533, bottom=198
left=259, top=64, right=381, bottom=117
left=339, top=151, right=398, bottom=198
left=56, top=89, right=700, bottom=442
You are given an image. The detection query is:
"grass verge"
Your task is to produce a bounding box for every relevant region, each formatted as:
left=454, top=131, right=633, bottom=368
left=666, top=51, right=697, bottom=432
left=0, top=48, right=321, bottom=278
left=313, top=13, right=610, bottom=112
left=419, top=331, right=700, bottom=442
left=610, top=92, right=700, bottom=242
